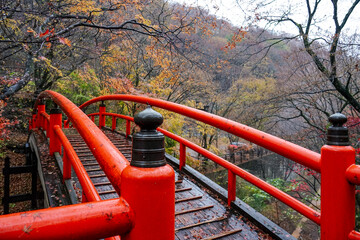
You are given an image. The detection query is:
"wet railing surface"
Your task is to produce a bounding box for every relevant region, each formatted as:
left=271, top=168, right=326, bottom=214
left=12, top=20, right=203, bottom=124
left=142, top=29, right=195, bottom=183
left=0, top=91, right=359, bottom=240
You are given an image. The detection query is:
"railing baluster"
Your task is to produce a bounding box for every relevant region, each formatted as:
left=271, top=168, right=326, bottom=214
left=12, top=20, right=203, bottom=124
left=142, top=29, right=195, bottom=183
left=227, top=170, right=236, bottom=206
left=37, top=102, right=45, bottom=129
left=81, top=192, right=87, bottom=203
left=63, top=152, right=71, bottom=181
left=99, top=102, right=106, bottom=128
left=45, top=114, right=49, bottom=133
left=112, top=116, right=116, bottom=131
left=179, top=143, right=186, bottom=170
left=49, top=108, right=62, bottom=155
left=126, top=119, right=131, bottom=137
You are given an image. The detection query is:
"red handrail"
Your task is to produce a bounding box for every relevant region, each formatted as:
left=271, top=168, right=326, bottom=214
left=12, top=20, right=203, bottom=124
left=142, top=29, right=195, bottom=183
left=54, top=125, right=101, bottom=202
left=0, top=198, right=133, bottom=240
left=34, top=91, right=130, bottom=194
left=157, top=128, right=321, bottom=224
left=27, top=91, right=175, bottom=239
left=82, top=95, right=360, bottom=240
left=349, top=230, right=360, bottom=240
left=87, top=111, right=321, bottom=224
left=80, top=95, right=321, bottom=172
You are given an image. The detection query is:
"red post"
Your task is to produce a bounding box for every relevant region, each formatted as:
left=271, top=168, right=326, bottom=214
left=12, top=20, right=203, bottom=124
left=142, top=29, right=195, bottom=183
left=63, top=153, right=71, bottom=181
left=126, top=120, right=131, bottom=137
left=46, top=115, right=50, bottom=137
left=44, top=115, right=48, bottom=133
left=64, top=120, right=70, bottom=128
left=228, top=170, right=236, bottom=206
left=99, top=102, right=106, bottom=128
left=112, top=116, right=116, bottom=131
left=179, top=143, right=186, bottom=170
left=37, top=103, right=45, bottom=129
left=91, top=115, right=95, bottom=122
left=321, top=113, right=355, bottom=240
left=81, top=192, right=88, bottom=203
left=49, top=108, right=62, bottom=155
left=121, top=106, right=175, bottom=240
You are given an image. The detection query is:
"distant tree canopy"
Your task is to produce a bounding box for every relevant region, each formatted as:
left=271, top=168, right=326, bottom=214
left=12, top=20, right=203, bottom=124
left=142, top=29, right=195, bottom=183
left=237, top=0, right=360, bottom=109
left=214, top=0, right=360, bottom=147
left=0, top=0, right=209, bottom=100
left=2, top=0, right=360, bottom=151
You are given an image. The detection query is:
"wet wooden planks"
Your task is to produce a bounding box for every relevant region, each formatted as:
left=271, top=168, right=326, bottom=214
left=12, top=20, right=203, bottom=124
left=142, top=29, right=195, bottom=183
left=66, top=130, right=132, bottom=201
left=64, top=129, right=273, bottom=240
left=174, top=172, right=271, bottom=240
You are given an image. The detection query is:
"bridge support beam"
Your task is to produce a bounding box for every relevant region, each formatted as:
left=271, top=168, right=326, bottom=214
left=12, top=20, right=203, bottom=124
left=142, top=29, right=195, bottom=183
left=121, top=106, right=175, bottom=240
left=321, top=113, right=355, bottom=240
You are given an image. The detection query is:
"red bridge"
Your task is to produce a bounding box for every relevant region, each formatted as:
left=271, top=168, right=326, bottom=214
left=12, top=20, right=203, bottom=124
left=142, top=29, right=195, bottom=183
left=0, top=90, right=359, bottom=239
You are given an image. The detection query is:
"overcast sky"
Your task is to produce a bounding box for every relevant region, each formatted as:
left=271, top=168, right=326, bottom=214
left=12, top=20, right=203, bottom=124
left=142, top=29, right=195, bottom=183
left=170, top=0, right=360, bottom=37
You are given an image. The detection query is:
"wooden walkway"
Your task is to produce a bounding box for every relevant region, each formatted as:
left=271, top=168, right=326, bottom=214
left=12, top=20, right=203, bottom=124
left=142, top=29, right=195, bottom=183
left=64, top=129, right=274, bottom=240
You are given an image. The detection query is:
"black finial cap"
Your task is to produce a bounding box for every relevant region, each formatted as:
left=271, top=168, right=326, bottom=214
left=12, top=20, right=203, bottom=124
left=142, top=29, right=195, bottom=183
left=327, top=113, right=350, bottom=146
left=100, top=101, right=106, bottom=107
left=50, top=104, right=61, bottom=114
left=131, top=106, right=166, bottom=168
left=134, top=106, right=163, bottom=131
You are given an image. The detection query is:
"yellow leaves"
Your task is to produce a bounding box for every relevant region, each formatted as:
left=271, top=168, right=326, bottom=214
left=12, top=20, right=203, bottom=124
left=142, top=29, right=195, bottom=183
left=68, top=0, right=101, bottom=15
left=0, top=18, right=20, bottom=36
left=35, top=56, right=63, bottom=77
left=157, top=109, right=184, bottom=135
left=230, top=77, right=276, bottom=103
left=196, top=121, right=216, bottom=139
left=135, top=14, right=151, bottom=25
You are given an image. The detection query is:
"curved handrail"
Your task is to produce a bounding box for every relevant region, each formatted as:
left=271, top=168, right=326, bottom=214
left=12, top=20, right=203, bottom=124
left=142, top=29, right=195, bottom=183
left=34, top=90, right=129, bottom=194
left=80, top=95, right=321, bottom=172
left=85, top=111, right=321, bottom=224
left=54, top=125, right=101, bottom=202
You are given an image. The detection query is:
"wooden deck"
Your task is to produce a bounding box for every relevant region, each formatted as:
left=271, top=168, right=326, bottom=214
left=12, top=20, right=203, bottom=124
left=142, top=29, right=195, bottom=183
left=57, top=129, right=276, bottom=240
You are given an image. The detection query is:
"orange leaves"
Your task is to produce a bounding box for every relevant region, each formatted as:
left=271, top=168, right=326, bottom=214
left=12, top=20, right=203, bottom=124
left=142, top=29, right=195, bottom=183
left=39, top=29, right=50, bottom=37
left=27, top=28, right=36, bottom=36
left=39, top=28, right=54, bottom=41
left=30, top=27, right=71, bottom=48
left=223, top=28, right=247, bottom=51
left=105, top=77, right=137, bottom=94
left=58, top=37, right=71, bottom=47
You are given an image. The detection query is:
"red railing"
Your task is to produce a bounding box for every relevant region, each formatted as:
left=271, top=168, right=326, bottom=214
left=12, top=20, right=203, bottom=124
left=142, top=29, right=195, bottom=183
left=2, top=91, right=360, bottom=239
left=0, top=91, right=175, bottom=240
left=86, top=111, right=321, bottom=224
left=78, top=94, right=360, bottom=240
